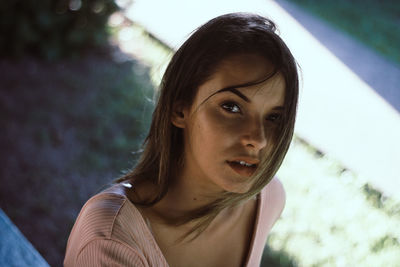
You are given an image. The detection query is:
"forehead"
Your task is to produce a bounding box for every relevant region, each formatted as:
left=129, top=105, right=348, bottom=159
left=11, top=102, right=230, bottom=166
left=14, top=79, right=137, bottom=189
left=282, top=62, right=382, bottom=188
left=195, top=54, right=285, bottom=105
left=215, top=53, right=275, bottom=85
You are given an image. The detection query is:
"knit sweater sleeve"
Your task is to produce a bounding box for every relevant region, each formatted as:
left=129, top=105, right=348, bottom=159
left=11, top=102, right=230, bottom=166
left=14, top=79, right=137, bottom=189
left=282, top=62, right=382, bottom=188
left=73, top=238, right=148, bottom=267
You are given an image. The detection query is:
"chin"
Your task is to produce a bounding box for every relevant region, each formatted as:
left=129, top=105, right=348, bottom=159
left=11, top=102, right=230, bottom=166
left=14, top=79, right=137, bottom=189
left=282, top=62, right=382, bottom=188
left=222, top=181, right=252, bottom=194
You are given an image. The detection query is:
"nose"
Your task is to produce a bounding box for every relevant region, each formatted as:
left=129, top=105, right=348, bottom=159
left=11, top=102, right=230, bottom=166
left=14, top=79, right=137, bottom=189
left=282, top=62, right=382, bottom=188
left=240, top=119, right=267, bottom=151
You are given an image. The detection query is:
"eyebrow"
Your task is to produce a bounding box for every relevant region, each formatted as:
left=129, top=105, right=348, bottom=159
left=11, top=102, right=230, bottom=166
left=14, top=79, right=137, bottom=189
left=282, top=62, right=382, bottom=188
left=199, top=86, right=286, bottom=112
left=215, top=87, right=250, bottom=102
left=199, top=71, right=279, bottom=107
left=210, top=88, right=286, bottom=112
left=271, top=106, right=285, bottom=111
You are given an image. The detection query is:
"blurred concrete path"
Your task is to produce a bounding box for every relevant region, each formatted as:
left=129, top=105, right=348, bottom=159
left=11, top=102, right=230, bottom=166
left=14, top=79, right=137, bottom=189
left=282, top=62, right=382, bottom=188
left=125, top=0, right=400, bottom=198
left=276, top=0, right=400, bottom=113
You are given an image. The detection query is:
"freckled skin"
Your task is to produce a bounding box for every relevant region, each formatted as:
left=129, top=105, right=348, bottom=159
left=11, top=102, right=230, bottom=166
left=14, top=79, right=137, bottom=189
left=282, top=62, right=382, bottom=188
left=176, top=53, right=286, bottom=194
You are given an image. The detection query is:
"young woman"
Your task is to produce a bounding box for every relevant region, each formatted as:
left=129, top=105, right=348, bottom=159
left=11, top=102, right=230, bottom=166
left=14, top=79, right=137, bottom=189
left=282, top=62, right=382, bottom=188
left=64, top=12, right=298, bottom=267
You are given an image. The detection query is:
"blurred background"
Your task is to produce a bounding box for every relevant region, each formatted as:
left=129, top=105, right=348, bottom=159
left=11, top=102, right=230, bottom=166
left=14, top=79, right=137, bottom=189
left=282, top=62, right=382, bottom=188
left=0, top=0, right=399, bottom=266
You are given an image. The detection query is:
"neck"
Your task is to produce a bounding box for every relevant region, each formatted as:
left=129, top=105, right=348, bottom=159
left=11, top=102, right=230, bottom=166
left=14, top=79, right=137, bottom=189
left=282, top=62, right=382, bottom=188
left=137, top=166, right=224, bottom=224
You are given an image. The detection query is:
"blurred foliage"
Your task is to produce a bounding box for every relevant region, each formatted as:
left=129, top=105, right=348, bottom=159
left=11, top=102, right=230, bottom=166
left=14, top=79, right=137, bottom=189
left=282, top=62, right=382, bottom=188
left=0, top=51, right=154, bottom=265
left=285, top=0, right=400, bottom=64
left=261, top=246, right=298, bottom=267
left=363, top=183, right=384, bottom=209
left=0, top=0, right=118, bottom=60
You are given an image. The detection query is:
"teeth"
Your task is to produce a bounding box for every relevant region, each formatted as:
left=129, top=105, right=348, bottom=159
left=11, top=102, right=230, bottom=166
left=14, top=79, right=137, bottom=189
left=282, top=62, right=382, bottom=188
left=238, top=161, right=254, bottom=167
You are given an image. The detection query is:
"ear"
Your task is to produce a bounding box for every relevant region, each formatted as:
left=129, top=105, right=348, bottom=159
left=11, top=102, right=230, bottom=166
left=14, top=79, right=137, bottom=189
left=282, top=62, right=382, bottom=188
left=171, top=102, right=188, bottom=129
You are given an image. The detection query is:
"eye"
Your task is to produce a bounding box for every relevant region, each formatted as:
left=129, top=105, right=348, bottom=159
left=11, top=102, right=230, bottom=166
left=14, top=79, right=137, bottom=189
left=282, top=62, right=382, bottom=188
left=221, top=102, right=242, bottom=114
left=266, top=113, right=282, bottom=123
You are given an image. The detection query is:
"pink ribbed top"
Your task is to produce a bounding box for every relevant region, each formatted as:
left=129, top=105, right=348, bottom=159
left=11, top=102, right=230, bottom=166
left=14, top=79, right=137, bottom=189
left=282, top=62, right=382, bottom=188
left=64, top=178, right=285, bottom=267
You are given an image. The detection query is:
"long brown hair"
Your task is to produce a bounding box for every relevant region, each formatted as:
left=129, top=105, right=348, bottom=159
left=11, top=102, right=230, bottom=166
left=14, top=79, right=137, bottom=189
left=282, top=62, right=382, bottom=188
left=116, top=12, right=299, bottom=239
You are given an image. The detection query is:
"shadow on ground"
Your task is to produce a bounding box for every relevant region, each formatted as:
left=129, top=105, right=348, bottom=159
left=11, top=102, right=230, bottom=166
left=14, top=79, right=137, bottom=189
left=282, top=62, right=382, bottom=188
left=0, top=49, right=154, bottom=266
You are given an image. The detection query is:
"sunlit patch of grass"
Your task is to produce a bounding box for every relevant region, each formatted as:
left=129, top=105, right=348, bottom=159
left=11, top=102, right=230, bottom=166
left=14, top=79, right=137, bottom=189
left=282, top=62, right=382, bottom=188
left=371, top=235, right=400, bottom=253
left=268, top=137, right=400, bottom=266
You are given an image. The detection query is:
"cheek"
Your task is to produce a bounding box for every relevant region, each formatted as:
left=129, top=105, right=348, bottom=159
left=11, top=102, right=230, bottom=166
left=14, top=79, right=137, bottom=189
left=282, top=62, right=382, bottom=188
left=187, top=107, right=243, bottom=155
left=198, top=108, right=244, bottom=140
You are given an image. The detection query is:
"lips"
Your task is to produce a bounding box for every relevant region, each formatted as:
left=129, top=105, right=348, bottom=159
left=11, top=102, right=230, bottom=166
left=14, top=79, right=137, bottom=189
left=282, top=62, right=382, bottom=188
left=227, top=158, right=259, bottom=177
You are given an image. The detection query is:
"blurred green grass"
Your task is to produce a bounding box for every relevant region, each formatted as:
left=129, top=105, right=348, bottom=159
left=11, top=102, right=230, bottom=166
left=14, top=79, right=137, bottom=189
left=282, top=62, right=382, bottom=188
left=285, top=0, right=400, bottom=65
left=270, top=138, right=400, bottom=266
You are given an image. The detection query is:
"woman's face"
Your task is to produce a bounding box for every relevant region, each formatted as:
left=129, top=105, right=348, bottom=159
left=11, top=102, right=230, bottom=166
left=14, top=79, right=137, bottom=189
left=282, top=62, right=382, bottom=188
left=173, top=54, right=285, bottom=194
